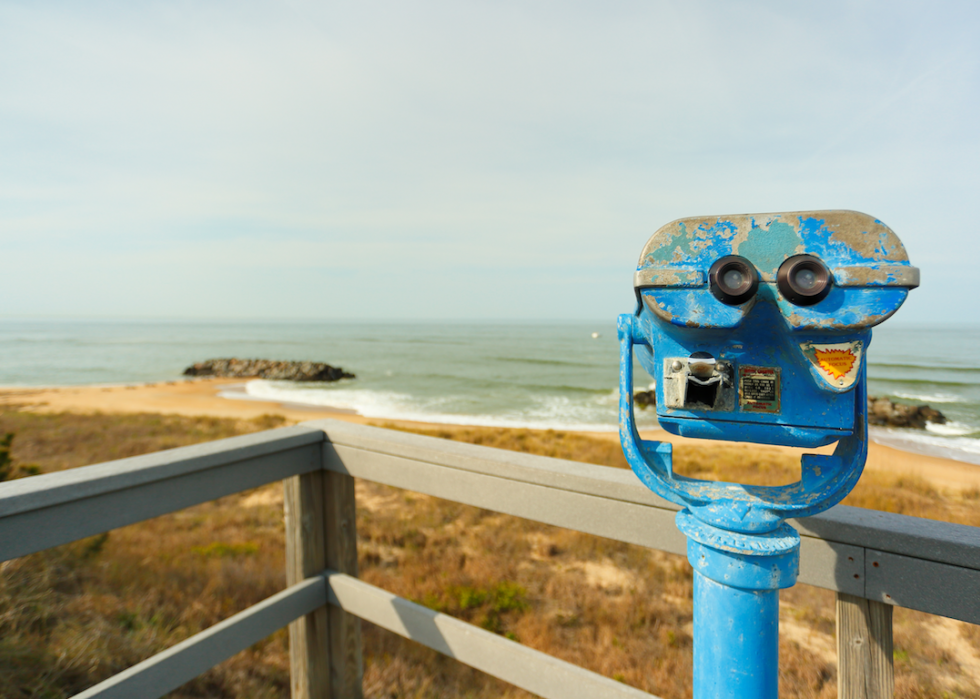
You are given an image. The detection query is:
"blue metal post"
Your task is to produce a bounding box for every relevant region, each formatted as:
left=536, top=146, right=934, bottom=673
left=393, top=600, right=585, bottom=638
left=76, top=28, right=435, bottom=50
left=693, top=573, right=779, bottom=697
left=678, top=510, right=799, bottom=699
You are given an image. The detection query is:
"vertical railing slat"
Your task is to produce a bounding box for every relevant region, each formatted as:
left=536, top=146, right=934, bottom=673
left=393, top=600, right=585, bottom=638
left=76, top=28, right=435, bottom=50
left=837, top=592, right=894, bottom=699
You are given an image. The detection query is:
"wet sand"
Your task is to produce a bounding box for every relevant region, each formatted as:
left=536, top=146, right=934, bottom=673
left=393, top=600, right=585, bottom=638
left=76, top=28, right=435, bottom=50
left=2, top=378, right=977, bottom=491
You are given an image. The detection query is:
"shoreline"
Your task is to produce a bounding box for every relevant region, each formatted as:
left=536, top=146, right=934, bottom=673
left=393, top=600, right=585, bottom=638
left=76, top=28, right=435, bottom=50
left=2, top=378, right=978, bottom=491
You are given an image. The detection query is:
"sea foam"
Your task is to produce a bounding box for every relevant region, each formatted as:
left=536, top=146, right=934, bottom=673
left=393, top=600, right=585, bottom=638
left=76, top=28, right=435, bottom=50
left=238, top=380, right=652, bottom=432
left=892, top=391, right=966, bottom=404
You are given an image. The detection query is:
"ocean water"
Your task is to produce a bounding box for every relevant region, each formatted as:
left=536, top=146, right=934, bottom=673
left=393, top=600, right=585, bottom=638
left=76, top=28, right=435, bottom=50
left=1, top=320, right=978, bottom=464
left=864, top=324, right=980, bottom=464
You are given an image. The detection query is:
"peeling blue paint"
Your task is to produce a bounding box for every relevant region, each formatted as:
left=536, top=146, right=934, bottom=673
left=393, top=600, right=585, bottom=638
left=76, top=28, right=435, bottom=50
left=735, top=220, right=803, bottom=271
left=636, top=210, right=913, bottom=286
left=617, top=313, right=870, bottom=530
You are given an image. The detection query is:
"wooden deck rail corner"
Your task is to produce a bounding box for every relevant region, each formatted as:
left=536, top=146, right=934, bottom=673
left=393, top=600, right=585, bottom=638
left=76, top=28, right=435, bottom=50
left=0, top=418, right=976, bottom=699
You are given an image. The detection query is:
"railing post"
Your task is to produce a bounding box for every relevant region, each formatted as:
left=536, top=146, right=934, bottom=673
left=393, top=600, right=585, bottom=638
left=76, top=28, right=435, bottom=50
left=285, top=468, right=364, bottom=699
left=285, top=472, right=330, bottom=698
left=836, top=592, right=894, bottom=699
left=324, top=470, right=364, bottom=698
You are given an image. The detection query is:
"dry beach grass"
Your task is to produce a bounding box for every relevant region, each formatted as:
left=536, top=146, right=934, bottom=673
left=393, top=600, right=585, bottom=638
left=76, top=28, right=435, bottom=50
left=0, top=408, right=978, bottom=698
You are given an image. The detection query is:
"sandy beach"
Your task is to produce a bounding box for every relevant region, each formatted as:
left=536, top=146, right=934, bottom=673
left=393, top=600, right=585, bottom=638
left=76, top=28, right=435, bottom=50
left=2, top=376, right=979, bottom=697
left=2, top=377, right=977, bottom=491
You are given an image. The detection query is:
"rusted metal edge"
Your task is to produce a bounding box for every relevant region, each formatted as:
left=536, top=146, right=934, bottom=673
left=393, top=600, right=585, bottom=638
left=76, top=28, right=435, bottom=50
left=833, top=265, right=920, bottom=288
left=633, top=268, right=705, bottom=288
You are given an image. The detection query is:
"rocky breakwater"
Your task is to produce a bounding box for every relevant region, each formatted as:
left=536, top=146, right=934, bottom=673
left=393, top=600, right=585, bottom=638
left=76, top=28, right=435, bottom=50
left=634, top=390, right=656, bottom=410
left=868, top=396, right=946, bottom=429
left=183, top=358, right=354, bottom=382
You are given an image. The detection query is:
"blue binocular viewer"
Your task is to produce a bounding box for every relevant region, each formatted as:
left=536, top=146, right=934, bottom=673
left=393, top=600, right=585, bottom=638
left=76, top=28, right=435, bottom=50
left=618, top=210, right=918, bottom=698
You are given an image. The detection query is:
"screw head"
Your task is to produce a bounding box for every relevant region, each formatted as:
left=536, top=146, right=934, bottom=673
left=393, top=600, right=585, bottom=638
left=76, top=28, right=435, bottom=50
left=671, top=360, right=683, bottom=372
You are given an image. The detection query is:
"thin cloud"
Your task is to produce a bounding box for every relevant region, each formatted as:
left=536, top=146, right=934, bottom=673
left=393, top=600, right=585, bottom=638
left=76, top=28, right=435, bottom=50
left=1, top=1, right=978, bottom=322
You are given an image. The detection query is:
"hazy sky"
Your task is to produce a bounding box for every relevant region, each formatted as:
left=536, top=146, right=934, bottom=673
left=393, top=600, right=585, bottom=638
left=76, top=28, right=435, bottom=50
left=2, top=1, right=978, bottom=323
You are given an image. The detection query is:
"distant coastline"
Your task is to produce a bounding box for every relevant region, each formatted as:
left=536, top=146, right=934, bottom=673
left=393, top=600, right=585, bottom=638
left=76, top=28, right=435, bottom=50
left=1, top=319, right=978, bottom=466
left=2, top=378, right=979, bottom=498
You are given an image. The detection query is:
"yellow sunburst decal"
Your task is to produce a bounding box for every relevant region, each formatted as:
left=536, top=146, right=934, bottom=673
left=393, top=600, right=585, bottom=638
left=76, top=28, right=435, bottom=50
left=814, top=348, right=857, bottom=381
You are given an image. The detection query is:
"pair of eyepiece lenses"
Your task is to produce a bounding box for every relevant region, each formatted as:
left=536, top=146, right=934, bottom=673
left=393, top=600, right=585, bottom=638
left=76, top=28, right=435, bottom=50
left=709, top=254, right=832, bottom=306
left=709, top=256, right=758, bottom=305
left=777, top=255, right=831, bottom=306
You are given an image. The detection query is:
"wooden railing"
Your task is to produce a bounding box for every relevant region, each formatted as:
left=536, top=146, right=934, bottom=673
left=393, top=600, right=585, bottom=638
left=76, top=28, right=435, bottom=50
left=1, top=419, right=977, bottom=699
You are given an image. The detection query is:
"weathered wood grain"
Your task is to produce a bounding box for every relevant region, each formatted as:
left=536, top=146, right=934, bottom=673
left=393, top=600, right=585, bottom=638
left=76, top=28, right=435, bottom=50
left=324, top=470, right=363, bottom=699
left=285, top=472, right=331, bottom=699
left=837, top=592, right=893, bottom=699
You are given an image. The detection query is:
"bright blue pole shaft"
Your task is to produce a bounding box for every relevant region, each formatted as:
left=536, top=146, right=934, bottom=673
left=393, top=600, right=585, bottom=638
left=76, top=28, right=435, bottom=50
left=678, top=510, right=799, bottom=699
left=693, top=572, right=779, bottom=699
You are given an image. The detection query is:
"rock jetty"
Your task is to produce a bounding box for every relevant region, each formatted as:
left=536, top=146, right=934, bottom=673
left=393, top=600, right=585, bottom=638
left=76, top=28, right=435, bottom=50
left=183, top=358, right=354, bottom=382
left=634, top=390, right=656, bottom=409
left=868, top=396, right=946, bottom=429
left=632, top=391, right=946, bottom=430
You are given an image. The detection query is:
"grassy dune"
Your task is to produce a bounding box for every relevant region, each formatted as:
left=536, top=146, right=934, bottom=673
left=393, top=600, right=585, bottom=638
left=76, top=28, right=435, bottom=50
left=0, top=410, right=978, bottom=698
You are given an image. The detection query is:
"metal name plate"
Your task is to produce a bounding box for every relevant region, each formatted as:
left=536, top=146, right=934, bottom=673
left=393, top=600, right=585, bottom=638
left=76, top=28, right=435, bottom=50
left=739, top=366, right=780, bottom=413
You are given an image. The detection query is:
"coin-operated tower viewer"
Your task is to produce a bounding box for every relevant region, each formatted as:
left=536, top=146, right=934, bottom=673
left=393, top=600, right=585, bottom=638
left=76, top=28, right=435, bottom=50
left=617, top=211, right=918, bottom=699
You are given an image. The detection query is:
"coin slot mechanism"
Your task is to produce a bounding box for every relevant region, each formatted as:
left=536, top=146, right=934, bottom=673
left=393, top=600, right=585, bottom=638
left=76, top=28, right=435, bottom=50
left=662, top=354, right=735, bottom=412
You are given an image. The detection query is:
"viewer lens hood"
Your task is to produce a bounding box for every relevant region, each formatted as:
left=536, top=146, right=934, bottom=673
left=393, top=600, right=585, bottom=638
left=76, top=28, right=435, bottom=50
left=709, top=256, right=759, bottom=306
left=777, top=255, right=832, bottom=306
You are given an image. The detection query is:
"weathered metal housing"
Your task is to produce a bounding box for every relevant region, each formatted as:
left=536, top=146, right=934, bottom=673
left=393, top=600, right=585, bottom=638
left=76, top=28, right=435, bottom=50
left=631, top=210, right=919, bottom=449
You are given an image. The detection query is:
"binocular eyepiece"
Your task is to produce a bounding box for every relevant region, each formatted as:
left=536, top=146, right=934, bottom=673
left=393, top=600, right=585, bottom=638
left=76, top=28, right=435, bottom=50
left=777, top=255, right=832, bottom=306
left=708, top=256, right=758, bottom=305
left=709, top=254, right=833, bottom=307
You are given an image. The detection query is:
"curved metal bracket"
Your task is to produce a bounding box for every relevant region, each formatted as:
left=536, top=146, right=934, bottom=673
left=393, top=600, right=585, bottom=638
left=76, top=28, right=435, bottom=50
left=618, top=314, right=868, bottom=534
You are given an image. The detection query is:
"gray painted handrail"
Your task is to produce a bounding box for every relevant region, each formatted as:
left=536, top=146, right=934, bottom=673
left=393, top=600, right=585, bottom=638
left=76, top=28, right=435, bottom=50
left=308, top=419, right=980, bottom=624
left=0, top=426, right=323, bottom=562
left=0, top=418, right=977, bottom=623
left=793, top=506, right=980, bottom=573
left=71, top=574, right=327, bottom=699
left=326, top=572, right=659, bottom=699
left=0, top=425, right=323, bottom=516
left=66, top=571, right=659, bottom=699
left=310, top=419, right=980, bottom=572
